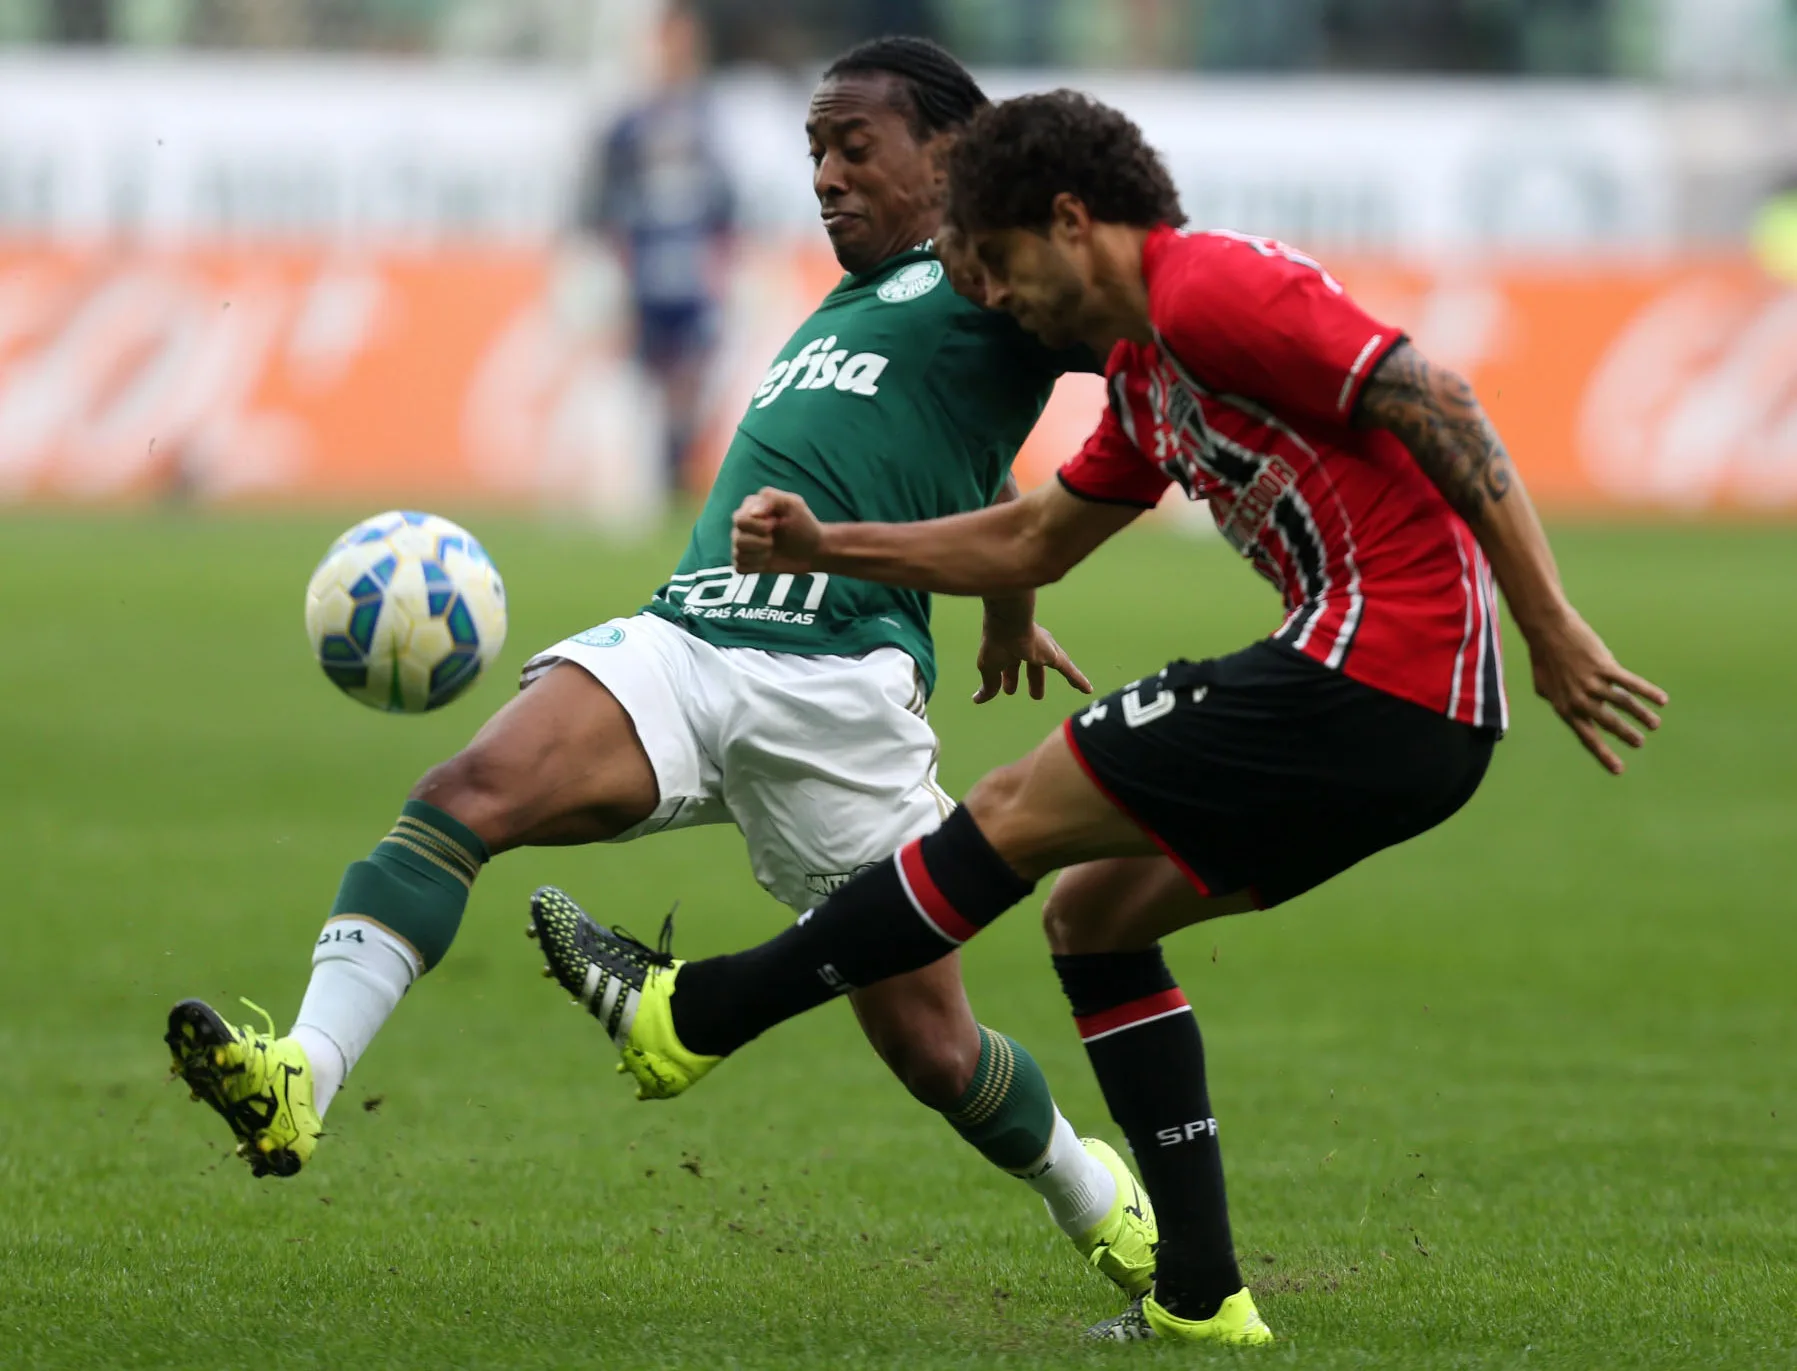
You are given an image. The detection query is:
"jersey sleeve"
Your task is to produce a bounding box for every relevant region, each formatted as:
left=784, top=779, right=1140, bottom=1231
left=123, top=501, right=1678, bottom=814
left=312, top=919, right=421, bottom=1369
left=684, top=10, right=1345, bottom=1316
left=1058, top=402, right=1171, bottom=509
left=1151, top=233, right=1402, bottom=427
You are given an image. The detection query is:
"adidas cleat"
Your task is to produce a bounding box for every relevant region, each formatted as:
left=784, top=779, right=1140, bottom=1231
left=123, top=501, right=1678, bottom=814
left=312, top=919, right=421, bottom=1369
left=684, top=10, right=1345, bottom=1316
left=1086, top=1289, right=1274, bottom=1346
left=165, top=998, right=321, bottom=1178
left=528, top=886, right=719, bottom=1101
left=1071, top=1137, right=1158, bottom=1298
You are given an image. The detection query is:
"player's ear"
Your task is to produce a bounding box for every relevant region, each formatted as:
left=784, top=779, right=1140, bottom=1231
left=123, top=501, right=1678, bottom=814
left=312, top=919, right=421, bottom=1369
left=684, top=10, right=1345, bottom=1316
left=924, top=129, right=958, bottom=187
left=1048, top=192, right=1091, bottom=246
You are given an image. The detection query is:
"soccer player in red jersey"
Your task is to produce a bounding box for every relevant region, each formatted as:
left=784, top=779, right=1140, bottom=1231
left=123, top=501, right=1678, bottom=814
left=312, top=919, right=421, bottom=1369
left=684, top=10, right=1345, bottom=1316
left=536, top=92, right=1668, bottom=1345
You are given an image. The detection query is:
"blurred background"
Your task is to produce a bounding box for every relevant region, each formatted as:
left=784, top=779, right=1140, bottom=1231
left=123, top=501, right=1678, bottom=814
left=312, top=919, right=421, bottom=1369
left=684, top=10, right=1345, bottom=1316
left=3, top=16, right=1794, bottom=1364
left=2, top=0, right=1794, bottom=523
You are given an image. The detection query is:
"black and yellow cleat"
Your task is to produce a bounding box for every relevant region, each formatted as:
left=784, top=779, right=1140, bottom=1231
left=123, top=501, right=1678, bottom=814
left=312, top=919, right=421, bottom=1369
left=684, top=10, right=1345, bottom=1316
left=528, top=886, right=719, bottom=1100
left=165, top=998, right=321, bottom=1178
left=1086, top=1289, right=1274, bottom=1346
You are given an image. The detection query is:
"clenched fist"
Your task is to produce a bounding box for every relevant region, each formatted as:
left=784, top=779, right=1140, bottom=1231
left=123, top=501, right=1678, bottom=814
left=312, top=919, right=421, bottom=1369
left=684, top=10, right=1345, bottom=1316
left=733, top=488, right=823, bottom=574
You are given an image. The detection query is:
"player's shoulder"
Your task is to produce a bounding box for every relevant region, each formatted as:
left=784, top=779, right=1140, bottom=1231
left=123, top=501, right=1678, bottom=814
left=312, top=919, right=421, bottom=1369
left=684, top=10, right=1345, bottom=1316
left=1147, top=226, right=1349, bottom=336
left=1148, top=226, right=1338, bottom=284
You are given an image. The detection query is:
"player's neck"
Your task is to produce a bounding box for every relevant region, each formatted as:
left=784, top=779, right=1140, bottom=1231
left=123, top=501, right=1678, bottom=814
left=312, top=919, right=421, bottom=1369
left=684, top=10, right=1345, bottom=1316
left=861, top=213, right=943, bottom=272
left=1078, top=225, right=1154, bottom=354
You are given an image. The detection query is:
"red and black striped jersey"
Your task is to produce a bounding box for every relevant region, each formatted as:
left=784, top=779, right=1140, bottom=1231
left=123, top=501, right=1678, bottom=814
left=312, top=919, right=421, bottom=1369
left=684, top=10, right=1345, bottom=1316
left=1059, top=225, right=1508, bottom=732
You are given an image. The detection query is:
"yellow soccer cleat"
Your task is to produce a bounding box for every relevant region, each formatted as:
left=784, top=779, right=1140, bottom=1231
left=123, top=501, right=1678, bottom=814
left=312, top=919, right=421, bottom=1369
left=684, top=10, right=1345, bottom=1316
left=165, top=998, right=321, bottom=1178
left=1071, top=1137, right=1159, bottom=1298
left=1087, top=1288, right=1274, bottom=1346
left=528, top=887, right=720, bottom=1101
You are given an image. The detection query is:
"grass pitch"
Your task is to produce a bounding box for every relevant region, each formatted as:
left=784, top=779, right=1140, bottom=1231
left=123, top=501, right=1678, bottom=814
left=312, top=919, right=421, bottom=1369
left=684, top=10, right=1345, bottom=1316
left=0, top=512, right=1791, bottom=1370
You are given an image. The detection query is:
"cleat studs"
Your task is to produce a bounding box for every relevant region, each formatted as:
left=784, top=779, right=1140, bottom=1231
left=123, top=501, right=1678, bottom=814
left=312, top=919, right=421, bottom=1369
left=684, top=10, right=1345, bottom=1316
left=257, top=1136, right=275, bottom=1154
left=525, top=925, right=538, bottom=940
left=542, top=966, right=554, bottom=978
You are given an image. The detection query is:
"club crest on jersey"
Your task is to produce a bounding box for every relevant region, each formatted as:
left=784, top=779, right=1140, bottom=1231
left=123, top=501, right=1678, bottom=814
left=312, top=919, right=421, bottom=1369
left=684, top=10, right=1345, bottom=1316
left=752, top=335, right=889, bottom=409
left=876, top=261, right=942, bottom=303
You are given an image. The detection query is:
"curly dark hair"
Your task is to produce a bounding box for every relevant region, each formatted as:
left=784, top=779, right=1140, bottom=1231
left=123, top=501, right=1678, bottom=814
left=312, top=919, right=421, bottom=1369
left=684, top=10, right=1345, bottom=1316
left=822, top=36, right=989, bottom=141
left=946, top=90, right=1185, bottom=234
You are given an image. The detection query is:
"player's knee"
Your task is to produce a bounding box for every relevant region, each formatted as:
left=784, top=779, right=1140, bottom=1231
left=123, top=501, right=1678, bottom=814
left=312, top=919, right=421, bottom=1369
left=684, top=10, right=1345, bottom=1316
left=1041, top=874, right=1116, bottom=956
left=885, top=1032, right=980, bottom=1112
left=1041, top=880, right=1078, bottom=955
left=408, top=745, right=520, bottom=846
left=963, top=757, right=1031, bottom=834
left=862, top=1011, right=980, bottom=1110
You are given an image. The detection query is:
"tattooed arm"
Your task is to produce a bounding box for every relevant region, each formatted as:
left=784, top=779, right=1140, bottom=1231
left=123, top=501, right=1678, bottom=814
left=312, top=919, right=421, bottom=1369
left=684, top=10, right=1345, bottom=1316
left=1356, top=340, right=1667, bottom=773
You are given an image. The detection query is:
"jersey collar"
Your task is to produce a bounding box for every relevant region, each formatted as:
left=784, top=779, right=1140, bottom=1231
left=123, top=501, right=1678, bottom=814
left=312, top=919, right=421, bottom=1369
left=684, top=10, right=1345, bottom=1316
left=838, top=240, right=937, bottom=292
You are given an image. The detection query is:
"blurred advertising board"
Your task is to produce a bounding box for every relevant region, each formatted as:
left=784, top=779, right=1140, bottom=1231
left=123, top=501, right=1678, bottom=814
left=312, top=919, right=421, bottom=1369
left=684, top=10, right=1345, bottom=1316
left=2, top=56, right=1792, bottom=514
left=2, top=241, right=1792, bottom=514
left=0, top=57, right=1677, bottom=253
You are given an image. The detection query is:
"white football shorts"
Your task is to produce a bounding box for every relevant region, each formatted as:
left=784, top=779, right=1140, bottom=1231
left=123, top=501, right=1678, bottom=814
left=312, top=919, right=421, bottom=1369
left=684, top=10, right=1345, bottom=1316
left=521, top=613, right=954, bottom=912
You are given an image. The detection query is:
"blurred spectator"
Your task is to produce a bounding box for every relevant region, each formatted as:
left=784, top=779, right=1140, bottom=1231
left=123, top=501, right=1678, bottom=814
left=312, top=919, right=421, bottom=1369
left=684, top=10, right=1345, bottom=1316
left=572, top=0, right=735, bottom=495
left=50, top=0, right=109, bottom=42
left=1752, top=174, right=1797, bottom=284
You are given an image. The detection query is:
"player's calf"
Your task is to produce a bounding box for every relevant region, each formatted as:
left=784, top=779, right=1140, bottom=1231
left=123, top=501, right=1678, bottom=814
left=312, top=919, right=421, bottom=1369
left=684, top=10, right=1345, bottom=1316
left=848, top=963, right=982, bottom=1110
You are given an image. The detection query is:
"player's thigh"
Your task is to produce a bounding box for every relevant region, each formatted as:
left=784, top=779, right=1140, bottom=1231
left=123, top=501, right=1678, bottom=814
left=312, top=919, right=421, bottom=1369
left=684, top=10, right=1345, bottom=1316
left=721, top=649, right=955, bottom=910
left=412, top=663, right=660, bottom=853
left=962, top=724, right=1163, bottom=882
left=1042, top=856, right=1256, bottom=955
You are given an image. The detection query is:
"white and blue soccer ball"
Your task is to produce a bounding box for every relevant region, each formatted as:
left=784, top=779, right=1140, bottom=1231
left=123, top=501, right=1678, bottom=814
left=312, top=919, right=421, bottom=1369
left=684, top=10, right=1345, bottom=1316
left=304, top=511, right=507, bottom=713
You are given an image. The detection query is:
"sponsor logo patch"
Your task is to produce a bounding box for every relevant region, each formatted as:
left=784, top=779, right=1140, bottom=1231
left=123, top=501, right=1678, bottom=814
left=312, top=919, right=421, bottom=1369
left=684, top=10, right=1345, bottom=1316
left=751, top=335, right=889, bottom=409
left=803, top=864, right=877, bottom=899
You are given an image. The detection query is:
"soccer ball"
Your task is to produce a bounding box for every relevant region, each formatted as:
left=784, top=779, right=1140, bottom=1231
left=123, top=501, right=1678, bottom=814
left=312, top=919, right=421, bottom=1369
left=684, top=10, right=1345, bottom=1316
left=304, top=511, right=508, bottom=713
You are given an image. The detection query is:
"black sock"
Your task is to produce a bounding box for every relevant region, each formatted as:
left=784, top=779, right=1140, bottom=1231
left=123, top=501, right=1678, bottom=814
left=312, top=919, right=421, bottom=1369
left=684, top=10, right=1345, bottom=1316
left=673, top=807, right=1035, bottom=1056
left=1053, top=948, right=1243, bottom=1321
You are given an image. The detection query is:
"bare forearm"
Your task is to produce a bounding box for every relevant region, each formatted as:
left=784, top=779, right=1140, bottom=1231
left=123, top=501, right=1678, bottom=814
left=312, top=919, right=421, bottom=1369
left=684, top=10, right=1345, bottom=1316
left=813, top=502, right=1051, bottom=597
left=981, top=474, right=1037, bottom=627
left=1358, top=343, right=1569, bottom=637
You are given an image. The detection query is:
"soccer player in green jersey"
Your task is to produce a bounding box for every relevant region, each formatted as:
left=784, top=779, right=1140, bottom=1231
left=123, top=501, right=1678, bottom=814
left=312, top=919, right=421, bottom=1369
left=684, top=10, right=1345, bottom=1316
left=164, top=37, right=1159, bottom=1299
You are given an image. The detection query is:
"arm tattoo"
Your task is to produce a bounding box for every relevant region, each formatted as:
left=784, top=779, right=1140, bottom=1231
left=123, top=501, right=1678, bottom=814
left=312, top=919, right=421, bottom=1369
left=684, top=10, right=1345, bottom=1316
left=1355, top=341, right=1513, bottom=523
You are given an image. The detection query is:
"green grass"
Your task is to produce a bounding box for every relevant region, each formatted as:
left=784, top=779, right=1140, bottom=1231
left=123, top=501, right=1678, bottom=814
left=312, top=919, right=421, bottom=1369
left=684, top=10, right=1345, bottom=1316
left=0, top=512, right=1791, bottom=1369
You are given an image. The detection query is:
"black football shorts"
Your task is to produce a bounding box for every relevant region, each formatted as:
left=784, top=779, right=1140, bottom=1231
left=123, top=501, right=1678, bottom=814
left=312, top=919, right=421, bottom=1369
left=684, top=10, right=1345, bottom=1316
left=1061, top=640, right=1496, bottom=907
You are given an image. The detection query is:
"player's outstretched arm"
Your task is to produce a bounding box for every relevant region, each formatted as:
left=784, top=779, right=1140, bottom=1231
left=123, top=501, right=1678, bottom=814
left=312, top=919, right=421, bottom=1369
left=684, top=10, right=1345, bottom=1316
left=732, top=478, right=1138, bottom=596
left=1355, top=340, right=1669, bottom=773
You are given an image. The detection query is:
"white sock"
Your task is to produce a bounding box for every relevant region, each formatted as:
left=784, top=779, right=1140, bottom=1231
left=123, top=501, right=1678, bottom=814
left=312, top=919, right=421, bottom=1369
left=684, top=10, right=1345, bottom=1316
left=290, top=919, right=420, bottom=1119
left=1015, top=1110, right=1118, bottom=1238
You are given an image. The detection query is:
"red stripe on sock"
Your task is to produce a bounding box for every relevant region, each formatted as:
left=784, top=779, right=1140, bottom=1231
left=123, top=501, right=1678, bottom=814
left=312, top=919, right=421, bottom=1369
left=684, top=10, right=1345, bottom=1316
left=897, top=840, right=979, bottom=945
left=1075, top=987, right=1191, bottom=1042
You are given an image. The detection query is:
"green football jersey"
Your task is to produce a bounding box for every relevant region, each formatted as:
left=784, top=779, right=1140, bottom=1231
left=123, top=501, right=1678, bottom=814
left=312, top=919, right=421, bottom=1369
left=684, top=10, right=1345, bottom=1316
left=643, top=245, right=1081, bottom=696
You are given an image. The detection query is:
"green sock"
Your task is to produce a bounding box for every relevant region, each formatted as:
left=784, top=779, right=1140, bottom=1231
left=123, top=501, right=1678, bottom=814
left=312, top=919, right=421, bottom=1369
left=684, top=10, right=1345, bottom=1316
left=327, top=799, right=489, bottom=971
left=943, top=1025, right=1058, bottom=1172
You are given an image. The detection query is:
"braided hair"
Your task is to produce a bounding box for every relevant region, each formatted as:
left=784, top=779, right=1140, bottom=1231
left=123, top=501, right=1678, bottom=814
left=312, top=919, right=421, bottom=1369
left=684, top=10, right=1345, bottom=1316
left=822, top=36, right=989, bottom=140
